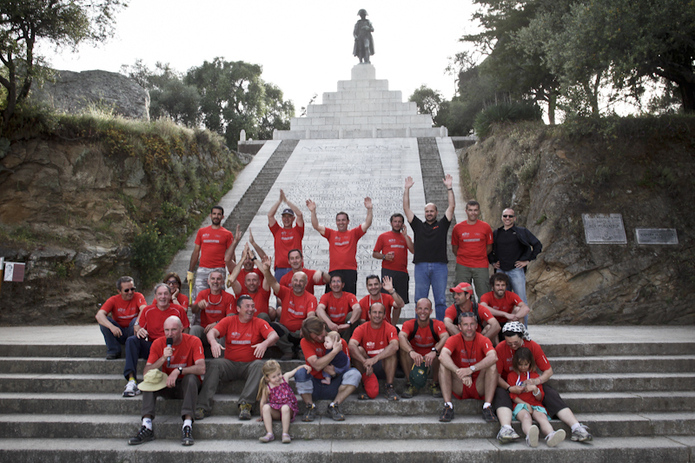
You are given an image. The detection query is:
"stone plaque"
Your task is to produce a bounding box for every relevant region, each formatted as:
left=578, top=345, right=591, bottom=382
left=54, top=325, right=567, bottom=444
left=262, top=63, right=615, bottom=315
left=635, top=228, right=678, bottom=245
left=582, top=214, right=627, bottom=244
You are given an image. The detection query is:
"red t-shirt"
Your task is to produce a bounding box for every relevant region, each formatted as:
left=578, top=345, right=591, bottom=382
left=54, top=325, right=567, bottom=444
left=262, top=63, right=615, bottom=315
left=138, top=304, right=190, bottom=341
left=480, top=291, right=523, bottom=324
left=496, top=339, right=551, bottom=377
left=195, top=225, right=233, bottom=268
left=171, top=294, right=189, bottom=309
left=148, top=333, right=204, bottom=379
left=279, top=268, right=319, bottom=295
left=351, top=322, right=398, bottom=357
left=101, top=292, right=146, bottom=328
left=508, top=370, right=544, bottom=407
left=214, top=315, right=275, bottom=363
left=323, top=227, right=366, bottom=271
left=270, top=222, right=304, bottom=269
left=319, top=291, right=359, bottom=324
left=451, top=220, right=493, bottom=268
left=275, top=286, right=317, bottom=332
left=301, top=337, right=351, bottom=380
left=400, top=318, right=447, bottom=356
left=236, top=267, right=264, bottom=295
left=443, top=303, right=496, bottom=333
left=443, top=332, right=494, bottom=374
left=358, top=293, right=397, bottom=325
left=373, top=230, right=410, bottom=272
left=244, top=287, right=271, bottom=316
left=193, top=289, right=236, bottom=326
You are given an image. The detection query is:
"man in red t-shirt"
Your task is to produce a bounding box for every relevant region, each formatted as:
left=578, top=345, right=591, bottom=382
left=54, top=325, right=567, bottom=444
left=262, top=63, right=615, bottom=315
left=189, top=268, right=236, bottom=355
left=372, top=213, right=414, bottom=304
left=128, top=316, right=205, bottom=446
left=123, top=283, right=189, bottom=398
left=317, top=274, right=362, bottom=339
left=479, top=273, right=529, bottom=335
left=349, top=302, right=400, bottom=400
left=398, top=298, right=449, bottom=398
left=278, top=249, right=326, bottom=295
left=96, top=276, right=147, bottom=360
left=358, top=275, right=404, bottom=325
left=187, top=206, right=238, bottom=304
left=195, top=295, right=279, bottom=421
left=260, top=256, right=317, bottom=359
left=438, top=311, right=498, bottom=423
left=229, top=245, right=275, bottom=322
left=267, top=189, right=304, bottom=282
left=451, top=200, right=494, bottom=299
left=306, top=196, right=373, bottom=295
left=444, top=282, right=500, bottom=344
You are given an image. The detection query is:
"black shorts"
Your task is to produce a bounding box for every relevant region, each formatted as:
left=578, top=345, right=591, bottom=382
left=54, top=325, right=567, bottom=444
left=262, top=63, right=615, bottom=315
left=327, top=270, right=358, bottom=296
left=381, top=269, right=410, bottom=304
left=492, top=384, right=568, bottom=418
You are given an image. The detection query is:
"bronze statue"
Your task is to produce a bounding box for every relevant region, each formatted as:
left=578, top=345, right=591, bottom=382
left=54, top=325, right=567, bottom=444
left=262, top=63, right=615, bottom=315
left=353, top=9, right=374, bottom=64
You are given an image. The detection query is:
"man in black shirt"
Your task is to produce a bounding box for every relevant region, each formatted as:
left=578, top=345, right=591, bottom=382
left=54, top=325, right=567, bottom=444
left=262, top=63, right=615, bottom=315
left=488, top=208, right=542, bottom=326
left=403, top=175, right=455, bottom=321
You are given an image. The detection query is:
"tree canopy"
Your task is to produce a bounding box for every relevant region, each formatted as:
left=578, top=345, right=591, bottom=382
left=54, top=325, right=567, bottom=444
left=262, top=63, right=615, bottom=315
left=0, top=0, right=124, bottom=126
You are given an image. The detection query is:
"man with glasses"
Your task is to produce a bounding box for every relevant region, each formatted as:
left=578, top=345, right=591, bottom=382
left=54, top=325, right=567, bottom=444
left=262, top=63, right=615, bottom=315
left=96, top=276, right=147, bottom=360
left=488, top=208, right=542, bottom=326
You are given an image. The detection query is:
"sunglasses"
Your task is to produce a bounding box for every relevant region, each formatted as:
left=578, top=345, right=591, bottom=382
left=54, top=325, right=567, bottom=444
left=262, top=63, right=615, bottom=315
left=166, top=280, right=179, bottom=285
left=502, top=215, right=515, bottom=218
left=123, top=288, right=136, bottom=293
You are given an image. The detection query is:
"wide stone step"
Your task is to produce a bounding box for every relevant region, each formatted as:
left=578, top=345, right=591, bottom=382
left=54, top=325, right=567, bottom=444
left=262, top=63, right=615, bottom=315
left=1, top=437, right=691, bottom=463
left=547, top=372, right=695, bottom=392
left=1, top=412, right=694, bottom=440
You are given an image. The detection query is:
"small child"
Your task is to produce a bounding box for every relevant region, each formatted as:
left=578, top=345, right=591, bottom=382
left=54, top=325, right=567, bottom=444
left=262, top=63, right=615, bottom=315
left=508, top=347, right=566, bottom=448
left=320, top=331, right=351, bottom=385
left=257, top=360, right=311, bottom=444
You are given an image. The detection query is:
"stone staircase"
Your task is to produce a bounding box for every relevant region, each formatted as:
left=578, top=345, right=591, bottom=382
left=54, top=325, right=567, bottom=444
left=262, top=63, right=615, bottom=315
left=1, top=329, right=694, bottom=462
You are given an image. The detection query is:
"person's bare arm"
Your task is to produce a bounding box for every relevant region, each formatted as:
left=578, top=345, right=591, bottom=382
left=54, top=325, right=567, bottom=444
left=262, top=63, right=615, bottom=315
left=306, top=199, right=326, bottom=236
left=259, top=255, right=280, bottom=293
left=248, top=229, right=268, bottom=261
left=403, top=176, right=415, bottom=222
left=382, top=276, right=403, bottom=322
left=95, top=310, right=121, bottom=337
left=283, top=190, right=304, bottom=227
left=444, top=317, right=460, bottom=336
left=267, top=191, right=283, bottom=227
left=316, top=304, right=339, bottom=331
left=348, top=303, right=362, bottom=324
left=403, top=227, right=415, bottom=253
left=188, top=244, right=201, bottom=273
left=225, top=224, right=241, bottom=272
left=361, top=197, right=373, bottom=233
left=443, top=174, right=455, bottom=221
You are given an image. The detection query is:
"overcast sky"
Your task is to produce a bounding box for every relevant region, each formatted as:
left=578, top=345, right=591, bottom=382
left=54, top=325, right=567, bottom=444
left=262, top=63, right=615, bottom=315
left=40, top=0, right=479, bottom=114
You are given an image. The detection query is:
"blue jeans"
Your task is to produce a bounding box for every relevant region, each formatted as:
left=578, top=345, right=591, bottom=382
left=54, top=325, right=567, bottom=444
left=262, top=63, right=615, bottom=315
left=274, top=267, right=291, bottom=282
left=123, top=335, right=152, bottom=380
left=99, top=317, right=136, bottom=356
left=414, top=262, right=448, bottom=321
left=294, top=367, right=361, bottom=401
left=498, top=267, right=528, bottom=326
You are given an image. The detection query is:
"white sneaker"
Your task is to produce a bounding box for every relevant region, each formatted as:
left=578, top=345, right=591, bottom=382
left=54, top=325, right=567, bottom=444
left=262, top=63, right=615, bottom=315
left=526, top=424, right=539, bottom=448
left=123, top=380, right=141, bottom=397
left=546, top=429, right=566, bottom=447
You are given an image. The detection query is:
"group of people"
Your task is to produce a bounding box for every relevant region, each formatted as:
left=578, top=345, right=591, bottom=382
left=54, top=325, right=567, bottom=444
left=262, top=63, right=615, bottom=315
left=95, top=177, right=591, bottom=447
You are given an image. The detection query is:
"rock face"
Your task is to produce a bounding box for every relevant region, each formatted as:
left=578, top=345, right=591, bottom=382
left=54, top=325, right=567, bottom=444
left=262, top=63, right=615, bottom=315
left=460, top=121, right=695, bottom=325
left=30, top=70, right=150, bottom=119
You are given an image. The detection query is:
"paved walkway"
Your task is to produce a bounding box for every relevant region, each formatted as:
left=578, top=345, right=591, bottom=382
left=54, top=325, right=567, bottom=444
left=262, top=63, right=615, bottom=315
left=0, top=325, right=691, bottom=346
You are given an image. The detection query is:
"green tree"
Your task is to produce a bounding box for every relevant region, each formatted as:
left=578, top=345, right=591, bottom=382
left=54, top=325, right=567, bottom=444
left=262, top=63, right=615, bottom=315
left=0, top=0, right=124, bottom=126
left=409, top=85, right=444, bottom=118
left=185, top=58, right=294, bottom=148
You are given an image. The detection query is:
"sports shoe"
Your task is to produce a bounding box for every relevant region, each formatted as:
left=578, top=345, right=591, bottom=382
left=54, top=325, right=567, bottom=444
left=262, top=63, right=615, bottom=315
left=181, top=425, right=194, bottom=446
left=282, top=433, right=291, bottom=443
left=327, top=403, right=345, bottom=421
left=571, top=424, right=593, bottom=442
left=259, top=432, right=274, bottom=443
left=526, top=424, right=539, bottom=448
left=128, top=425, right=154, bottom=445
left=194, top=408, right=210, bottom=421
left=497, top=426, right=520, bottom=443
left=122, top=380, right=140, bottom=397
left=482, top=406, right=497, bottom=422
left=385, top=383, right=399, bottom=401
left=401, top=383, right=416, bottom=399
left=106, top=352, right=120, bottom=360
left=439, top=403, right=454, bottom=422
left=238, top=402, right=252, bottom=420
left=430, top=383, right=442, bottom=398
left=546, top=429, right=566, bottom=447
left=302, top=403, right=316, bottom=422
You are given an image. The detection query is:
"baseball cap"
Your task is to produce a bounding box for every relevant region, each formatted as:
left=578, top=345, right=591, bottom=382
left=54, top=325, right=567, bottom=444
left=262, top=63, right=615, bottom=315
left=450, top=282, right=474, bottom=294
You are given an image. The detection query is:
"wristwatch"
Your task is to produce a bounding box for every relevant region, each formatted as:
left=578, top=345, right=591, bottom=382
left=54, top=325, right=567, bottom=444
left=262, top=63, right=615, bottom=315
left=431, top=347, right=438, bottom=354
left=470, top=365, right=477, bottom=372
left=178, top=366, right=183, bottom=375
left=346, top=320, right=352, bottom=325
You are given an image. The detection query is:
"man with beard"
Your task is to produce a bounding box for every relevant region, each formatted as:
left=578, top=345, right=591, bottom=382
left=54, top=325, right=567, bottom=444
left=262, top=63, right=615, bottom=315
left=372, top=213, right=414, bottom=304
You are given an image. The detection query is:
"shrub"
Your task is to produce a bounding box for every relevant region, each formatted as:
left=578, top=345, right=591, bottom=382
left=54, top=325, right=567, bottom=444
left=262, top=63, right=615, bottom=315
left=474, top=102, right=543, bottom=139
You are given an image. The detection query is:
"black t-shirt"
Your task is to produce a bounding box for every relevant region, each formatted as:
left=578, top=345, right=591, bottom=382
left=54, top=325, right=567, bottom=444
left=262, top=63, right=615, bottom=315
left=410, top=215, right=451, bottom=264
left=496, top=227, right=524, bottom=271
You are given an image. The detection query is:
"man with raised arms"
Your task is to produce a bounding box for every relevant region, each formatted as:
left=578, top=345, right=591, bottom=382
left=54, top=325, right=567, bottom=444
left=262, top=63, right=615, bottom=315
left=267, top=189, right=304, bottom=281
left=229, top=244, right=275, bottom=322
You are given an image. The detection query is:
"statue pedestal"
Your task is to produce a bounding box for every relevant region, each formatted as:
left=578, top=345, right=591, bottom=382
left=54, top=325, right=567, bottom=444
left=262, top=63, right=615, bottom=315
left=351, top=63, right=376, bottom=80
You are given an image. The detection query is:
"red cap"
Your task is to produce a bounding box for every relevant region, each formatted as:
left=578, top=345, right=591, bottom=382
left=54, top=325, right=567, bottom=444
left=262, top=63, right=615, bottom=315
left=450, top=282, right=474, bottom=294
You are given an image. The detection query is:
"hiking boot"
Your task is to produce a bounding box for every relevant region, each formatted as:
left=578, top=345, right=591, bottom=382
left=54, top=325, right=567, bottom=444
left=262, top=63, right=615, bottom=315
left=385, top=383, right=399, bottom=401
left=430, top=383, right=442, bottom=398
left=327, top=403, right=345, bottom=421
left=122, top=380, right=140, bottom=397
left=571, top=424, right=593, bottom=442
left=401, top=383, right=417, bottom=399
left=546, top=429, right=566, bottom=447
left=482, top=406, right=497, bottom=422
left=238, top=402, right=252, bottom=420
left=128, top=426, right=154, bottom=445
left=439, top=403, right=454, bottom=422
left=181, top=425, right=194, bottom=446
left=497, top=426, right=520, bottom=443
left=194, top=408, right=210, bottom=421
left=302, top=403, right=316, bottom=422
